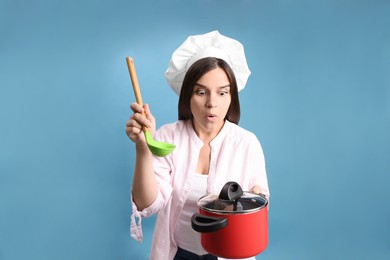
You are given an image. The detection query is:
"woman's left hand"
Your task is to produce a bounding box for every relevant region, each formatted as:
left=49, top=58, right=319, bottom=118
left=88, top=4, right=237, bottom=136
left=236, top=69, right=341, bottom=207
left=250, top=185, right=262, bottom=195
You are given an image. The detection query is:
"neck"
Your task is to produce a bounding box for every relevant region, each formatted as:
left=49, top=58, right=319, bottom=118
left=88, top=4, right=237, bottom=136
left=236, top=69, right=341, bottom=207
left=192, top=120, right=225, bottom=143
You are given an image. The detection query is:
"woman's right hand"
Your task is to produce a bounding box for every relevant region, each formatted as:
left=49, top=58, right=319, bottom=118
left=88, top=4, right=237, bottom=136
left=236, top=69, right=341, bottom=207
left=125, top=103, right=156, bottom=147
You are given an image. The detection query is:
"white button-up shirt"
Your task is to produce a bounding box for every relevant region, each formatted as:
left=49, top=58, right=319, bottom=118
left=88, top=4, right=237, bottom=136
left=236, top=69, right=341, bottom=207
left=130, top=120, right=270, bottom=260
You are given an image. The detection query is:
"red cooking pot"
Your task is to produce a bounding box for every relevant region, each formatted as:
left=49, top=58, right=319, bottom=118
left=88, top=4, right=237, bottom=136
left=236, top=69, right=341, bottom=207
left=191, top=182, right=268, bottom=259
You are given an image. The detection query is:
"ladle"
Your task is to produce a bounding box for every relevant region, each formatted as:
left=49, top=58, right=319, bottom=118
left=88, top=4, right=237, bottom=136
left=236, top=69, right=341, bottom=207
left=126, top=57, right=176, bottom=157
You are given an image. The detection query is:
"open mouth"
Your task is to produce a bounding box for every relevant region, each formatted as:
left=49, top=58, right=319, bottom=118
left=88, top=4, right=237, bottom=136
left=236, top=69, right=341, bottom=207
left=206, top=114, right=217, bottom=120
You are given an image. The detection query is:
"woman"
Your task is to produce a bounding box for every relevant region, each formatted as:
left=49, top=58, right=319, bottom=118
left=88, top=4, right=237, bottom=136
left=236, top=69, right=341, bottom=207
left=126, top=31, right=269, bottom=260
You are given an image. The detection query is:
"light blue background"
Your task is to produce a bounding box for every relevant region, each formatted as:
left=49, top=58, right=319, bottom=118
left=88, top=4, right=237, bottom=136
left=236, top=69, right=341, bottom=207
left=1, top=0, right=389, bottom=259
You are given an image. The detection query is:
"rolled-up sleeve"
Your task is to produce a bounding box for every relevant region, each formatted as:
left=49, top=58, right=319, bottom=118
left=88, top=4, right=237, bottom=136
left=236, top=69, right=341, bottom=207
left=130, top=190, right=166, bottom=242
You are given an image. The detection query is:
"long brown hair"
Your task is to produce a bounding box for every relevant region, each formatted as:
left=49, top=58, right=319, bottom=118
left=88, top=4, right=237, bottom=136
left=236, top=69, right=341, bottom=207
left=178, top=57, right=241, bottom=124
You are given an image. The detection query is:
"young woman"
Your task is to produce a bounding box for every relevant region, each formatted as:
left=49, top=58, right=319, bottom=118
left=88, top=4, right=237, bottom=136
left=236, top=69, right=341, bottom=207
left=126, top=31, right=269, bottom=260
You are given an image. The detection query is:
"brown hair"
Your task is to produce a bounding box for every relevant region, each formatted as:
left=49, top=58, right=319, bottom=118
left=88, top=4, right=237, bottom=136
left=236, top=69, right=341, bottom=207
left=178, top=57, right=241, bottom=124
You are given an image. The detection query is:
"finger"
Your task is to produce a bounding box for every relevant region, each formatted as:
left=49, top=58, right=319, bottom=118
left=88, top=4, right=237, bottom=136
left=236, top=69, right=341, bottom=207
left=130, top=103, right=145, bottom=113
left=126, top=124, right=144, bottom=138
left=126, top=118, right=134, bottom=127
left=125, top=119, right=140, bottom=135
left=144, top=104, right=151, bottom=115
left=250, top=185, right=262, bottom=195
left=143, top=104, right=155, bottom=122
left=133, top=113, right=152, bottom=128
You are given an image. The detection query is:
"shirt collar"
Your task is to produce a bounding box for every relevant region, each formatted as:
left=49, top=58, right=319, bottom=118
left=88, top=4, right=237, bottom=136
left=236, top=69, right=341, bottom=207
left=185, top=120, right=232, bottom=148
left=210, top=120, right=231, bottom=147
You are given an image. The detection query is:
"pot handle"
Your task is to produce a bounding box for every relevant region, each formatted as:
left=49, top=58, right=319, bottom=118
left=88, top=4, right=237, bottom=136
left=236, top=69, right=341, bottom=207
left=191, top=213, right=228, bottom=233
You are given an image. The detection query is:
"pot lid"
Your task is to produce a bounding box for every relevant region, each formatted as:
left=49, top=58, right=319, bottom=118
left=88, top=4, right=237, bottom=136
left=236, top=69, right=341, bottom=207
left=198, top=182, right=268, bottom=213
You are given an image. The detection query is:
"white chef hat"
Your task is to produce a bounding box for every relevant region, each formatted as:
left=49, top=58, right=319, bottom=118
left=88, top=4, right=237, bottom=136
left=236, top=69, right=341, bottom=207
left=165, top=30, right=251, bottom=96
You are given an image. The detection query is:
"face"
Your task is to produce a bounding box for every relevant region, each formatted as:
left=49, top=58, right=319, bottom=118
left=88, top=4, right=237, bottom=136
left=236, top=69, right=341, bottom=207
left=190, top=67, right=231, bottom=136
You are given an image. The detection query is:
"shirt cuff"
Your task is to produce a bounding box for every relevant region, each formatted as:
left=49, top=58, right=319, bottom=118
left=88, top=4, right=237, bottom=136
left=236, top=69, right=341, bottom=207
left=130, top=192, right=163, bottom=242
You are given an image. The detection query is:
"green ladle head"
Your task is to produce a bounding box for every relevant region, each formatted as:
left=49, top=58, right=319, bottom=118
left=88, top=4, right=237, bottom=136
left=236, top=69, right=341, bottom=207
left=144, top=131, right=176, bottom=157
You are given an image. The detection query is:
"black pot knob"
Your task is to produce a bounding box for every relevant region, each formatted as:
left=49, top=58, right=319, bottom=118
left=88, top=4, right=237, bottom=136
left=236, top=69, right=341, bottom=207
left=218, top=181, right=244, bottom=201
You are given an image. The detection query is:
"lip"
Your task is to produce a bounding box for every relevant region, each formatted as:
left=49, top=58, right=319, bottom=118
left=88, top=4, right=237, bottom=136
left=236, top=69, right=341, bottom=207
left=206, top=114, right=217, bottom=120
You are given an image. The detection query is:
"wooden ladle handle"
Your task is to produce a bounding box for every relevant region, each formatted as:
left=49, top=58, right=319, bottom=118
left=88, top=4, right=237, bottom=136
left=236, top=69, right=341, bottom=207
left=126, top=57, right=144, bottom=107
left=126, top=57, right=149, bottom=131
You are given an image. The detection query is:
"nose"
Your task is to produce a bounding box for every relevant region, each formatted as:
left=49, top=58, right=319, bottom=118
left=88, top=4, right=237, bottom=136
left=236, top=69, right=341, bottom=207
left=206, top=92, right=218, bottom=108
left=206, top=102, right=215, bottom=108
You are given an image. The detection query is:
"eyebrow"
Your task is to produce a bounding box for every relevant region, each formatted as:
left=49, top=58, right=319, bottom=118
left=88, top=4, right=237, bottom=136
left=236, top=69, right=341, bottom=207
left=194, top=83, right=231, bottom=89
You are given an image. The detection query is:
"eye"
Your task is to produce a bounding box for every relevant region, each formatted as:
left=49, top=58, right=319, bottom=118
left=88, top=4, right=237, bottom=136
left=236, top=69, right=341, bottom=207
left=195, top=89, right=206, bottom=95
left=219, top=90, right=229, bottom=96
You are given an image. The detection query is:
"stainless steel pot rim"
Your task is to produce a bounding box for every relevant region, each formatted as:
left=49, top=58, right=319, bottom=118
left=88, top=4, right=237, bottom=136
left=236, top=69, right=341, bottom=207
left=197, top=192, right=268, bottom=215
left=199, top=205, right=266, bottom=215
